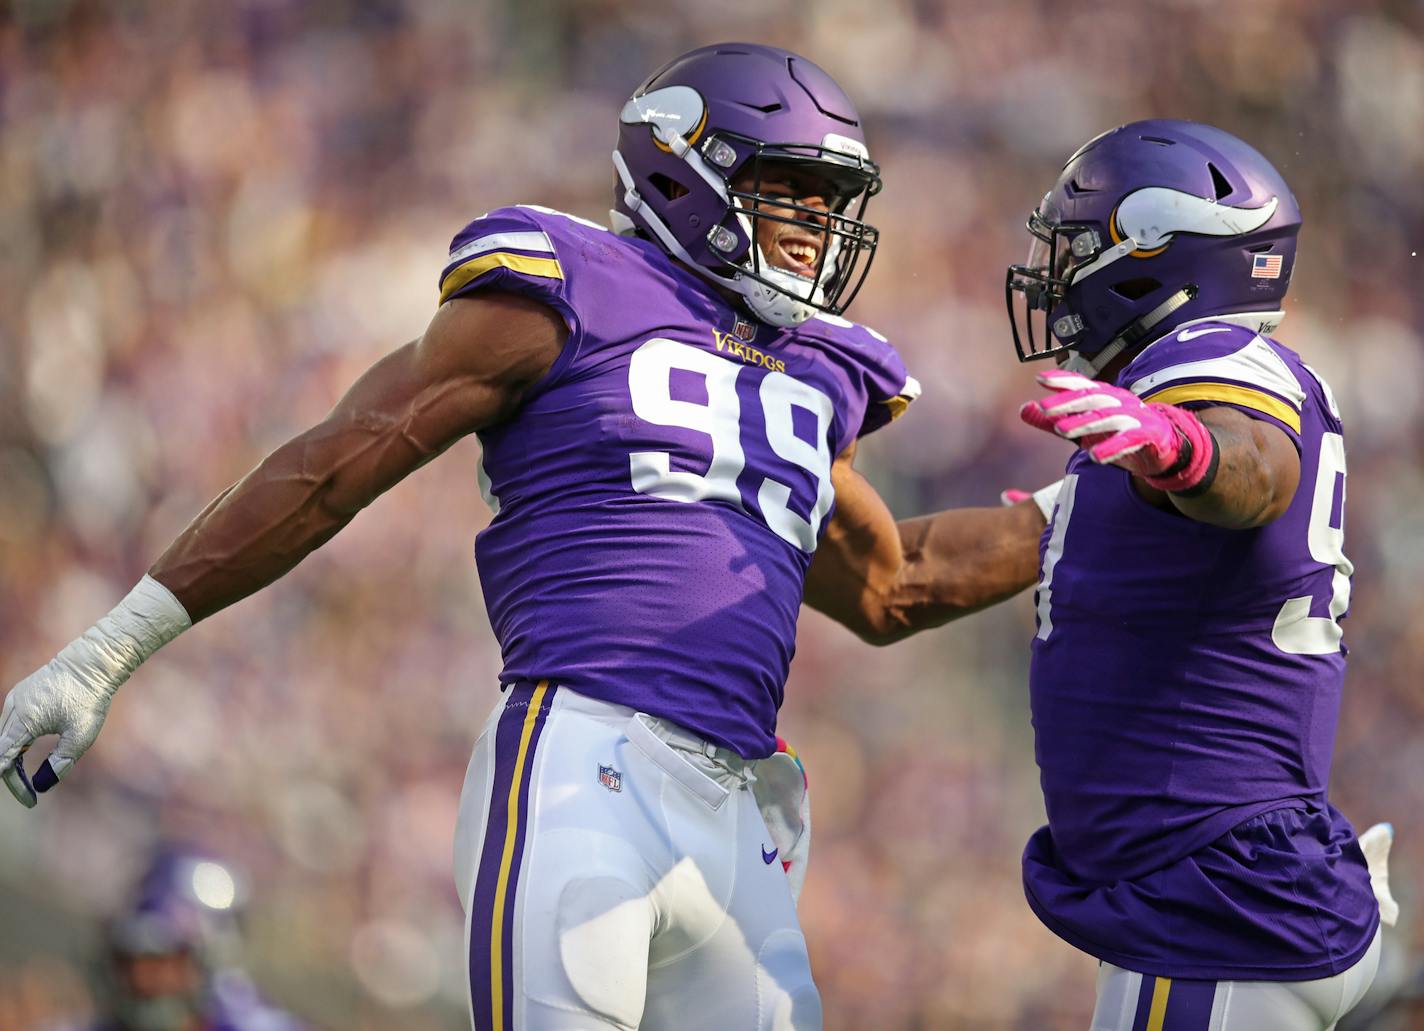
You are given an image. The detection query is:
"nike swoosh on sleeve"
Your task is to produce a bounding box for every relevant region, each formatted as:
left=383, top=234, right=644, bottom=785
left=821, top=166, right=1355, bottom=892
left=1176, top=327, right=1234, bottom=341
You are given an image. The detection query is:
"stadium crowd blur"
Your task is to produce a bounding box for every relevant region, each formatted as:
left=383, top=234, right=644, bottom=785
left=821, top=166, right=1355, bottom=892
left=2, top=0, right=1422, bottom=1027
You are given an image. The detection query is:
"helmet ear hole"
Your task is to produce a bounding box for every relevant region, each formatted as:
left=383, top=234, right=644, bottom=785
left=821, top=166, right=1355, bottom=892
left=1111, top=277, right=1162, bottom=300
left=1208, top=162, right=1233, bottom=200
left=647, top=173, right=690, bottom=201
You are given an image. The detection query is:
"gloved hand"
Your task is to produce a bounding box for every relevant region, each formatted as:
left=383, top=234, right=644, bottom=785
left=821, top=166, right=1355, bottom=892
left=1359, top=822, right=1400, bottom=927
left=1, top=575, right=191, bottom=808
left=752, top=737, right=811, bottom=905
left=1019, top=371, right=1218, bottom=493
left=0, top=652, right=120, bottom=806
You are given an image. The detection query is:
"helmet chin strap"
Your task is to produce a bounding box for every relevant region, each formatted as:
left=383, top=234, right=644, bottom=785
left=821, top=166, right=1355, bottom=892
left=742, top=273, right=816, bottom=326
left=1062, top=286, right=1196, bottom=377
left=733, top=202, right=820, bottom=327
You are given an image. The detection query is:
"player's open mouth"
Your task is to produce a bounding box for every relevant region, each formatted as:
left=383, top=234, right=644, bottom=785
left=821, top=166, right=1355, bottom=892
left=774, top=237, right=821, bottom=279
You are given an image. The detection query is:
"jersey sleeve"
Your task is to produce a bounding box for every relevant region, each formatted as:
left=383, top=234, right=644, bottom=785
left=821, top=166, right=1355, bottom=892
left=1120, top=323, right=1306, bottom=447
left=438, top=207, right=575, bottom=315
left=849, top=323, right=921, bottom=439
left=437, top=207, right=586, bottom=394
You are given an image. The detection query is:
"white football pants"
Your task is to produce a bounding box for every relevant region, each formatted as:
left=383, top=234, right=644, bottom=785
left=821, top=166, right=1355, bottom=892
left=453, top=682, right=821, bottom=1031
left=1090, top=927, right=1381, bottom=1031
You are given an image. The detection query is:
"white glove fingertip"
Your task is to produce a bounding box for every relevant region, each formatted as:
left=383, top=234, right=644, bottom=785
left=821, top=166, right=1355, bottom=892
left=1037, top=371, right=1095, bottom=391
left=1042, top=396, right=1126, bottom=420
left=36, top=738, right=85, bottom=793
left=1064, top=414, right=1142, bottom=439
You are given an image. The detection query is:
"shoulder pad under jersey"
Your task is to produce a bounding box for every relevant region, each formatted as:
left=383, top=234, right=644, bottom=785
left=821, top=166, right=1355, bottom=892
left=807, top=312, right=921, bottom=438
left=1122, top=320, right=1306, bottom=442
left=438, top=205, right=614, bottom=308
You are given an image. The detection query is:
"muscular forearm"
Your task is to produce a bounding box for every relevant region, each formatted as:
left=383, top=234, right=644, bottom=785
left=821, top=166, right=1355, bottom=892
left=149, top=303, right=563, bottom=622
left=805, top=447, right=1047, bottom=644
left=875, top=501, right=1044, bottom=643
left=1023, top=374, right=1300, bottom=531
left=149, top=422, right=398, bottom=621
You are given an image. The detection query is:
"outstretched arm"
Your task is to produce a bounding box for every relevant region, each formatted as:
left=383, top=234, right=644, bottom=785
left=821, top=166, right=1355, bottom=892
left=1020, top=371, right=1299, bottom=529
left=154, top=293, right=566, bottom=620
left=1145, top=405, right=1299, bottom=527
left=803, top=441, right=1046, bottom=645
left=1, top=292, right=565, bottom=804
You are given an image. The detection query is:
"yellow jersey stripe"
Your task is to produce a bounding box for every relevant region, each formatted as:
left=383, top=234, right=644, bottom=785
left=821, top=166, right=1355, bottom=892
left=1146, top=976, right=1171, bottom=1031
left=1143, top=382, right=1301, bottom=433
left=881, top=394, right=914, bottom=420
left=488, top=679, right=550, bottom=1031
left=440, top=252, right=564, bottom=303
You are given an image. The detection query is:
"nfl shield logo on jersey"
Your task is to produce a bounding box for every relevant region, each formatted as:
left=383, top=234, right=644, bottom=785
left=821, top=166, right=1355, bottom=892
left=598, top=764, right=623, bottom=792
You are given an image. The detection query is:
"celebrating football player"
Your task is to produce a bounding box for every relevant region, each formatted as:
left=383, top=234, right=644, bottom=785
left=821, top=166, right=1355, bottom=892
left=1007, top=119, right=1394, bottom=1030
left=1, top=44, right=1046, bottom=1030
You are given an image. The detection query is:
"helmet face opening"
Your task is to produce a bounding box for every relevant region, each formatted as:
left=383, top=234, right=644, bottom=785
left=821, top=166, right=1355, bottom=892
left=721, top=137, right=881, bottom=318
left=1005, top=211, right=1106, bottom=362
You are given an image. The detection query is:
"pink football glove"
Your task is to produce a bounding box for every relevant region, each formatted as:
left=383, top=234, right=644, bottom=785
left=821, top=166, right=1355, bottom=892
left=1020, top=371, right=1218, bottom=493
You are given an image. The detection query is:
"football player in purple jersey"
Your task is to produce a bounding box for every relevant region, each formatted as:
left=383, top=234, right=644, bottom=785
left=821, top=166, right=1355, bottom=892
left=60, top=847, right=304, bottom=1031
left=1, top=44, right=1047, bottom=1030
left=1007, top=119, right=1395, bottom=1030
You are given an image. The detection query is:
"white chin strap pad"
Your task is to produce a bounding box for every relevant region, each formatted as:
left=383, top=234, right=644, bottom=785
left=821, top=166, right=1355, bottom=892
left=743, top=254, right=818, bottom=327
left=744, top=286, right=815, bottom=327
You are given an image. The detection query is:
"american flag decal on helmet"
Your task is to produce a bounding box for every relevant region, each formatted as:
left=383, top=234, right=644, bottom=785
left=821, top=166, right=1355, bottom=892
left=1251, top=253, right=1284, bottom=278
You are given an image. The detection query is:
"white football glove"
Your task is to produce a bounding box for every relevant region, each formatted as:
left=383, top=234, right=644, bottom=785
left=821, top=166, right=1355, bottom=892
left=1359, top=821, right=1399, bottom=927
left=751, top=739, right=811, bottom=906
left=0, top=576, right=190, bottom=808
left=0, top=653, right=122, bottom=806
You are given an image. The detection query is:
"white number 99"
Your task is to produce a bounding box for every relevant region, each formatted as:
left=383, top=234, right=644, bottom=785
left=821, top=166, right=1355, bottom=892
left=627, top=339, right=834, bottom=552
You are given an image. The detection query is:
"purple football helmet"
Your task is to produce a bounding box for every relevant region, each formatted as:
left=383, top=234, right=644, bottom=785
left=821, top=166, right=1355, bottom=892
left=109, top=847, right=245, bottom=957
left=1006, top=119, right=1301, bottom=375
left=105, top=847, right=246, bottom=1030
left=611, top=42, right=881, bottom=327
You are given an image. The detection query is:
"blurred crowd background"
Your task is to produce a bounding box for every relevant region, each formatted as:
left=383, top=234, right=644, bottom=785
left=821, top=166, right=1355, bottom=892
left=2, top=0, right=1422, bottom=1027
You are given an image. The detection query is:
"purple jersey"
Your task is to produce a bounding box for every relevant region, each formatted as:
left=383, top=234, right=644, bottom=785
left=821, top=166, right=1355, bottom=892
left=1023, top=322, right=1377, bottom=980
left=437, top=206, right=917, bottom=758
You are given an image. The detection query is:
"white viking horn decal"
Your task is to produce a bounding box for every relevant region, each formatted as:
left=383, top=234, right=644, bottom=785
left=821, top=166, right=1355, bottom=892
left=620, top=85, right=707, bottom=148
left=1115, top=187, right=1279, bottom=251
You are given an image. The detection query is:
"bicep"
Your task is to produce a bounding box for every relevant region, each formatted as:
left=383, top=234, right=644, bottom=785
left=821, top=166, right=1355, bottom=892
left=803, top=444, right=903, bottom=630
left=334, top=293, right=565, bottom=446
left=318, top=292, right=566, bottom=509
left=1207, top=405, right=1300, bottom=518
left=1198, top=405, right=1299, bottom=477
left=146, top=292, right=565, bottom=621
